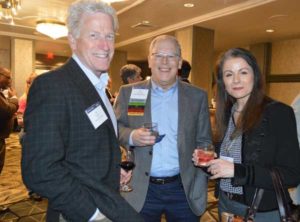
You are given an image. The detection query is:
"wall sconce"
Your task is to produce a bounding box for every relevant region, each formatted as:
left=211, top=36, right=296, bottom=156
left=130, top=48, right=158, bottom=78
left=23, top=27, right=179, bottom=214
left=36, top=19, right=68, bottom=40
left=0, top=0, right=22, bottom=21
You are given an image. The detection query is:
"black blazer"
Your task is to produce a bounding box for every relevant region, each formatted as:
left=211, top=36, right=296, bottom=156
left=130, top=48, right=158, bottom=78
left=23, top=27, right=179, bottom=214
left=216, top=98, right=300, bottom=211
left=21, top=58, right=143, bottom=221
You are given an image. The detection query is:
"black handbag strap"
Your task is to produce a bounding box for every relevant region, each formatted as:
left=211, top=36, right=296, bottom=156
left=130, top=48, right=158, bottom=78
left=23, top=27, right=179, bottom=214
left=270, top=168, right=293, bottom=221
left=245, top=188, right=264, bottom=221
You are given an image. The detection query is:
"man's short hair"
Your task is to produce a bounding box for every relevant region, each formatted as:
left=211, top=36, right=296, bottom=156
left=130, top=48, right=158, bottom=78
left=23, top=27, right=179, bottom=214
left=120, top=64, right=141, bottom=84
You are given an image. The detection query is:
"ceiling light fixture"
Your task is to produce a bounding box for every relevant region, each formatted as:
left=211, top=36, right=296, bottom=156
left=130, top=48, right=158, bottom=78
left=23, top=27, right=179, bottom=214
left=102, top=0, right=128, bottom=4
left=0, top=0, right=22, bottom=21
left=36, top=19, right=68, bottom=40
left=266, top=29, right=275, bottom=33
left=184, top=3, right=194, bottom=8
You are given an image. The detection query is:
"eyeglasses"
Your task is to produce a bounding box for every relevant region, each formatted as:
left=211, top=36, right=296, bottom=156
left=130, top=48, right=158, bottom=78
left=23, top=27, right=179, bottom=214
left=0, top=73, right=11, bottom=80
left=151, top=52, right=180, bottom=62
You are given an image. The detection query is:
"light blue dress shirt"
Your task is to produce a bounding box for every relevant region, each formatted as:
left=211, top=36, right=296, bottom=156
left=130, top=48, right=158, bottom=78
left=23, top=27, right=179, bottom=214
left=150, top=80, right=179, bottom=177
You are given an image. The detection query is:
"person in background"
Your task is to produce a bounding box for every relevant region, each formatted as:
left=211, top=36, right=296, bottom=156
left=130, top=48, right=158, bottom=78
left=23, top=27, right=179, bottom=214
left=16, top=72, right=41, bottom=201
left=120, top=64, right=142, bottom=85
left=290, top=93, right=300, bottom=205
left=193, top=48, right=300, bottom=222
left=114, top=35, right=212, bottom=222
left=0, top=67, right=18, bottom=174
left=178, top=59, right=191, bottom=84
left=105, top=77, right=115, bottom=105
left=17, top=73, right=37, bottom=136
left=21, top=0, right=143, bottom=221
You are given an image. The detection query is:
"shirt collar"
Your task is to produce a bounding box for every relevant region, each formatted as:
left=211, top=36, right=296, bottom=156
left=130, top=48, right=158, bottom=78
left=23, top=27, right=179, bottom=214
left=72, top=54, right=109, bottom=91
left=151, top=78, right=178, bottom=93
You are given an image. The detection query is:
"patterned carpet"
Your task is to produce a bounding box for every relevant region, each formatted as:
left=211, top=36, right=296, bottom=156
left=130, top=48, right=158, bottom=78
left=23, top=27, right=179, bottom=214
left=0, top=133, right=47, bottom=221
left=0, top=133, right=218, bottom=222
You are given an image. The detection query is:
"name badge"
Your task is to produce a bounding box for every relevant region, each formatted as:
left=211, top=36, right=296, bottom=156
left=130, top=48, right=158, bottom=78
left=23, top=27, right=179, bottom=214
left=128, top=88, right=148, bottom=116
left=85, top=102, right=107, bottom=129
left=220, top=155, right=234, bottom=163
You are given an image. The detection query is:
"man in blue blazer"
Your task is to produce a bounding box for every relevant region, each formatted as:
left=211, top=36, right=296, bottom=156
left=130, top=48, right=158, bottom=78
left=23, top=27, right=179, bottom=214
left=114, top=35, right=212, bottom=222
left=21, top=1, right=143, bottom=221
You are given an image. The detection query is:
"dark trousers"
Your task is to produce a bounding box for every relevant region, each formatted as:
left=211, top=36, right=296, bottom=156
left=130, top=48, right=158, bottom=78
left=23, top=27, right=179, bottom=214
left=0, top=139, right=5, bottom=174
left=140, top=178, right=199, bottom=222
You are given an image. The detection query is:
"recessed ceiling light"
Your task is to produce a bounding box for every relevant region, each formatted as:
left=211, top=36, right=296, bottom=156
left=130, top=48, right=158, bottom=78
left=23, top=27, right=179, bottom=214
left=184, top=3, right=194, bottom=8
left=266, top=29, right=275, bottom=33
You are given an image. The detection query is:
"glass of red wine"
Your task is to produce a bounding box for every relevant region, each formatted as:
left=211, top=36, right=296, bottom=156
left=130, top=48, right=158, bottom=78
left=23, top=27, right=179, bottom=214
left=119, top=149, right=135, bottom=192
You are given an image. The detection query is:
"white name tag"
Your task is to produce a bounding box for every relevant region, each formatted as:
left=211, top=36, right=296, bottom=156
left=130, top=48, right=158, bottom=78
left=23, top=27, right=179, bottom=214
left=130, top=88, right=148, bottom=100
left=220, top=155, right=234, bottom=163
left=85, top=102, right=107, bottom=129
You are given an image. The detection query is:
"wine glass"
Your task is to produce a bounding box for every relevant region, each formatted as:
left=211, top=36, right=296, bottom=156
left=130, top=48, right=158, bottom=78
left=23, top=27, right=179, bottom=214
left=119, top=149, right=135, bottom=192
left=143, top=122, right=165, bottom=143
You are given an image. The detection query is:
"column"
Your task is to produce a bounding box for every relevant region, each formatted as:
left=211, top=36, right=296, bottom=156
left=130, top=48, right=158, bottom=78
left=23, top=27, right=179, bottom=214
left=109, top=50, right=127, bottom=95
left=11, top=38, right=35, bottom=97
left=175, top=26, right=215, bottom=103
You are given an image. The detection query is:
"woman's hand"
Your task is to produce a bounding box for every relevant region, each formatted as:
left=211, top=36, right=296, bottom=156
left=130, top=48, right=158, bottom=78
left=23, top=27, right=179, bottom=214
left=207, top=158, right=234, bottom=179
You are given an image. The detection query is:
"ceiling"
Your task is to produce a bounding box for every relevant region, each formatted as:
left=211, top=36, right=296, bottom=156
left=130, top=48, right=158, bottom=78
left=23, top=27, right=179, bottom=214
left=1, top=0, right=300, bottom=61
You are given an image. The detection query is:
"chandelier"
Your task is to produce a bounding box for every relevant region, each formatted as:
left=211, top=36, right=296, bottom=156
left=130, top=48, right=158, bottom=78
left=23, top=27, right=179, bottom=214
left=36, top=19, right=68, bottom=40
left=0, top=0, right=22, bottom=20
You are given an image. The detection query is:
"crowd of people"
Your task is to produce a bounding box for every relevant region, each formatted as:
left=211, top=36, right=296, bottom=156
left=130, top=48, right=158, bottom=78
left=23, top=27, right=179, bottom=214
left=0, top=0, right=299, bottom=222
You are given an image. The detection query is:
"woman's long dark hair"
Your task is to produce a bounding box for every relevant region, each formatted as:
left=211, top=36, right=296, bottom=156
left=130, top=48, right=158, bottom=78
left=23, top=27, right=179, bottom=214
left=215, top=48, right=268, bottom=140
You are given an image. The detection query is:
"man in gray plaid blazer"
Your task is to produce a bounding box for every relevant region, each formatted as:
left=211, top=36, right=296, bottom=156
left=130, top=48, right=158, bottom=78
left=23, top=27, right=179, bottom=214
left=21, top=1, right=143, bottom=221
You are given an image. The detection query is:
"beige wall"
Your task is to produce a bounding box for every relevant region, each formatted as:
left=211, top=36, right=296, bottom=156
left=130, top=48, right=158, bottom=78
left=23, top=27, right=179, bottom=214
left=269, top=38, right=300, bottom=105
left=0, top=36, right=11, bottom=69
left=271, top=38, right=300, bottom=74
left=109, top=50, right=127, bottom=95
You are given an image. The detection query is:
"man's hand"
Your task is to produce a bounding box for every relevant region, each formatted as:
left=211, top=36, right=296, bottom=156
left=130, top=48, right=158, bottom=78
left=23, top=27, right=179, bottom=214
left=132, top=128, right=156, bottom=146
left=8, top=87, right=17, bottom=98
left=120, top=168, right=132, bottom=185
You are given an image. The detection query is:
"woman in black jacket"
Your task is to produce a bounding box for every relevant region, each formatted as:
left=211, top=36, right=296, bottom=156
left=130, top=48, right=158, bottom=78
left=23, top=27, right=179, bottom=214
left=193, top=48, right=300, bottom=221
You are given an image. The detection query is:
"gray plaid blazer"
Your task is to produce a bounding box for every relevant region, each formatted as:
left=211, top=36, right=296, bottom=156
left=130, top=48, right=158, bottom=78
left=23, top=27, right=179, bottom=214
left=114, top=79, right=212, bottom=216
left=21, top=58, right=143, bottom=222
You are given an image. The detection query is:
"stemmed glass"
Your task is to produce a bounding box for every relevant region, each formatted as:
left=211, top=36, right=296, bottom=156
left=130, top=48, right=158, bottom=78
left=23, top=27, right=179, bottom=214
left=119, top=149, right=135, bottom=192
left=143, top=122, right=165, bottom=143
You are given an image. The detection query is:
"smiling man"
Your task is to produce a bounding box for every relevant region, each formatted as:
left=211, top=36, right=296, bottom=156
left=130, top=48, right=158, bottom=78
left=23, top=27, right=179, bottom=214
left=21, top=0, right=143, bottom=222
left=114, top=35, right=212, bottom=222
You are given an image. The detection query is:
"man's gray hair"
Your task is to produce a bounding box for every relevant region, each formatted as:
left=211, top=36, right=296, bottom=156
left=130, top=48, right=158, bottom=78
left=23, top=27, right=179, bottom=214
left=149, top=35, right=182, bottom=57
left=120, top=64, right=141, bottom=84
left=67, top=0, right=119, bottom=38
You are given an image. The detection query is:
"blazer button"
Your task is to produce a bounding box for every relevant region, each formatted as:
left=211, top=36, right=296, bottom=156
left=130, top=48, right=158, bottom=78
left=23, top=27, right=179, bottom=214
left=149, top=150, right=153, bottom=155
left=145, top=172, right=149, bottom=176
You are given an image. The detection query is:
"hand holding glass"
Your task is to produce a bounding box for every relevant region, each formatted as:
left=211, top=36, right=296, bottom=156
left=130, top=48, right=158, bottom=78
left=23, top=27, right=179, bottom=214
left=143, top=122, right=165, bottom=143
left=119, top=149, right=135, bottom=192
left=143, top=122, right=159, bottom=137
left=195, top=144, right=215, bottom=167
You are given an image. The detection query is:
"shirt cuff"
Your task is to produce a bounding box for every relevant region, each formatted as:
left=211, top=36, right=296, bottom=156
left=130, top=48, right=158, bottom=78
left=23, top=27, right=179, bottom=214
left=89, top=208, right=106, bottom=221
left=129, top=130, right=135, bottom=146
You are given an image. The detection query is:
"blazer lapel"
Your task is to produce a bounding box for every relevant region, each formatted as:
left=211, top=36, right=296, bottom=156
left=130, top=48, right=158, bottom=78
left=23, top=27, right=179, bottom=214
left=177, top=81, right=189, bottom=153
left=64, top=58, right=116, bottom=136
left=143, top=80, right=152, bottom=123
